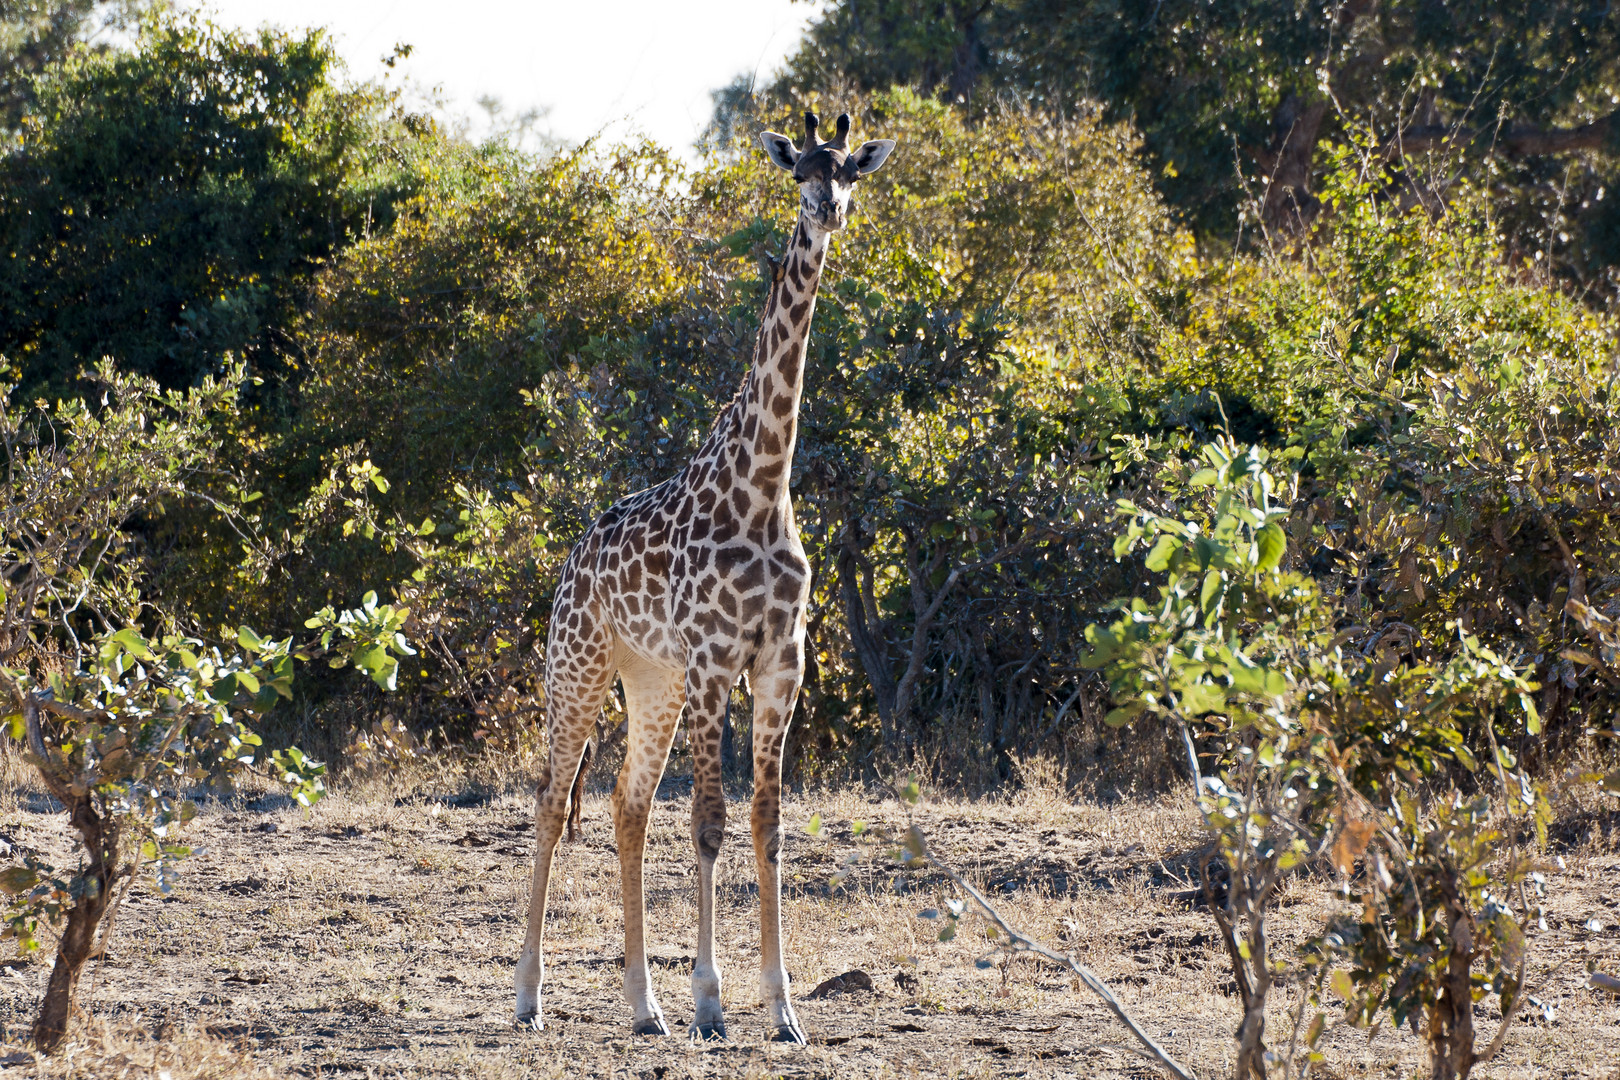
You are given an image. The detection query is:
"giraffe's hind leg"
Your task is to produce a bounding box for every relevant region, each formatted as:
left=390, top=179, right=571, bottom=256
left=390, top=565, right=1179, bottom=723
left=749, top=643, right=808, bottom=1044
left=514, top=598, right=613, bottom=1030
left=686, top=667, right=737, bottom=1040
left=612, top=653, right=686, bottom=1037
left=566, top=737, right=593, bottom=843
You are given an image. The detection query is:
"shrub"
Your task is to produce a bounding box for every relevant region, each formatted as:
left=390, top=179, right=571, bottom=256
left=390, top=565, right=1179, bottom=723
left=1086, top=437, right=1573, bottom=1078
left=0, top=363, right=411, bottom=1051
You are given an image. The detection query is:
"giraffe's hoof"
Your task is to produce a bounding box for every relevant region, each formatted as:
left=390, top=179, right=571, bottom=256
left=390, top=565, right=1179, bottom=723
left=631, top=1016, right=670, bottom=1037
left=770, top=1021, right=808, bottom=1045
left=514, top=1012, right=542, bottom=1033
left=689, top=1021, right=728, bottom=1042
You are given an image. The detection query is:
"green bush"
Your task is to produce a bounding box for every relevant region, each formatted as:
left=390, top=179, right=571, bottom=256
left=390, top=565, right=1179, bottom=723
left=0, top=8, right=415, bottom=396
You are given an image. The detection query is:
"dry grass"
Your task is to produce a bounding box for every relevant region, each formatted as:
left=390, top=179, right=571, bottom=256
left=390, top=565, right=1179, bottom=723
left=0, top=747, right=1617, bottom=1079
left=0, top=1019, right=275, bottom=1080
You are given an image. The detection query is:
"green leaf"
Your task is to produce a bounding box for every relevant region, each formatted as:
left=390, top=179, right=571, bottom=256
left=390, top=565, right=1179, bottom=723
left=1255, top=523, right=1287, bottom=572
left=1178, top=683, right=1227, bottom=716
left=369, top=656, right=400, bottom=692
left=0, top=866, right=40, bottom=895
left=805, top=813, right=822, bottom=836
left=1519, top=692, right=1542, bottom=735
left=1199, top=569, right=1224, bottom=618
left=1104, top=700, right=1146, bottom=727
left=938, top=921, right=957, bottom=943
left=112, top=627, right=155, bottom=661
left=237, top=626, right=265, bottom=653
left=1144, top=534, right=1181, bottom=573
left=1330, top=969, right=1356, bottom=1002
left=1227, top=656, right=1285, bottom=697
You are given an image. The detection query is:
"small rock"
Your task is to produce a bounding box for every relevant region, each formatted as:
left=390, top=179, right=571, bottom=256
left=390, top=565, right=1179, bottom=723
left=257, top=822, right=279, bottom=833
left=219, top=876, right=267, bottom=896
left=807, top=969, right=875, bottom=999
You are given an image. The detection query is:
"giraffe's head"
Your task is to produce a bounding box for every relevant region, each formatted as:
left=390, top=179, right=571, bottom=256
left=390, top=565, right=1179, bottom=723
left=759, top=111, right=895, bottom=236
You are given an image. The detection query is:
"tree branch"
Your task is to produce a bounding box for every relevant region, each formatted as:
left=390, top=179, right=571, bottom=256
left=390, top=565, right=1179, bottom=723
left=1386, top=111, right=1620, bottom=160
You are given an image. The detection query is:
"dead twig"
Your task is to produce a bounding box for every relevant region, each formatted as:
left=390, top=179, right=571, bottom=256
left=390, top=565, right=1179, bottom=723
left=905, top=825, right=1197, bottom=1080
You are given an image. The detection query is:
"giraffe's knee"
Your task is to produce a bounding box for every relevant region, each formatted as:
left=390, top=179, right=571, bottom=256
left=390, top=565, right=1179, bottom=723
left=752, top=790, right=783, bottom=862
left=756, top=825, right=783, bottom=864
left=696, top=825, right=725, bottom=861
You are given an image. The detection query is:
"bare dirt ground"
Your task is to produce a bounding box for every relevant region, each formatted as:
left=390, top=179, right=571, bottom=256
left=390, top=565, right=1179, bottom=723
left=1, top=758, right=1618, bottom=1080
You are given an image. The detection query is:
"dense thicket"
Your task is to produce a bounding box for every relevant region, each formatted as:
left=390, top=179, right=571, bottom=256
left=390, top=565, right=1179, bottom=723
left=728, top=0, right=1620, bottom=292
left=0, top=10, right=418, bottom=396
left=3, top=12, right=1619, bottom=1069
left=228, top=87, right=1620, bottom=791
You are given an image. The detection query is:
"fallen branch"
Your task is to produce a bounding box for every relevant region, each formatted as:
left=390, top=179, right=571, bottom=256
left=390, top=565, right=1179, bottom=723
left=904, top=825, right=1197, bottom=1080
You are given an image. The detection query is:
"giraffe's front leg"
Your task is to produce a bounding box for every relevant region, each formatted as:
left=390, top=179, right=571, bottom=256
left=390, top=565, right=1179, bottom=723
left=749, top=651, right=807, bottom=1044
left=613, top=658, right=686, bottom=1037
left=686, top=669, right=733, bottom=1040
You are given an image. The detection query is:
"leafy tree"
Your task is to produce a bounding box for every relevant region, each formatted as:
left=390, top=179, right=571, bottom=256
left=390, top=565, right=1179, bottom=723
left=760, top=0, right=1620, bottom=282
left=1087, top=439, right=1564, bottom=1079
left=0, top=8, right=411, bottom=396
left=0, top=0, right=140, bottom=135
left=1086, top=441, right=1336, bottom=1078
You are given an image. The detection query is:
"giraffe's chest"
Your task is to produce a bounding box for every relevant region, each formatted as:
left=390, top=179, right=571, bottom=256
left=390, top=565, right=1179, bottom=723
left=590, top=481, right=808, bottom=667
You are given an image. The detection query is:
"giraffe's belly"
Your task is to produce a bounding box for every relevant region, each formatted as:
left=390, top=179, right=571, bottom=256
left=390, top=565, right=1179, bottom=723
left=599, top=575, right=683, bottom=670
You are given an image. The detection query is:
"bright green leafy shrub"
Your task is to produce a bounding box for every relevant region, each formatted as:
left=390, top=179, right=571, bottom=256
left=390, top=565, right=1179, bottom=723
left=0, top=361, right=409, bottom=1052
left=1086, top=437, right=1567, bottom=1079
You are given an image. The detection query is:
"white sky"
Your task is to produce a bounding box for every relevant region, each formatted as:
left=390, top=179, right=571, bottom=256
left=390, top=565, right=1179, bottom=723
left=193, top=0, right=819, bottom=158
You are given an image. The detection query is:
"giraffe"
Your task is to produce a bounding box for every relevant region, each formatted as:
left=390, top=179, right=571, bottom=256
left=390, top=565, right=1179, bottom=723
left=514, top=110, right=895, bottom=1043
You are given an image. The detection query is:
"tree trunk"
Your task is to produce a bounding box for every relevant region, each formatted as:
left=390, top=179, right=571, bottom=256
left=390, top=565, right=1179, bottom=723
left=838, top=544, right=898, bottom=747
left=1429, top=905, right=1477, bottom=1080
left=1234, top=1000, right=1269, bottom=1080
left=946, top=2, right=992, bottom=104
left=33, top=796, right=117, bottom=1054
left=1260, top=95, right=1328, bottom=232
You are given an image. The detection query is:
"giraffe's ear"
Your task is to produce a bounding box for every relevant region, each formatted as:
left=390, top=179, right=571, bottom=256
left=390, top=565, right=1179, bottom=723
left=759, top=130, right=800, bottom=172
left=850, top=139, right=896, bottom=176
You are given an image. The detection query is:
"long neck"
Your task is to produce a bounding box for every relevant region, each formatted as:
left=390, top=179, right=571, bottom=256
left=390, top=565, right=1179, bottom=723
left=728, top=217, right=829, bottom=506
